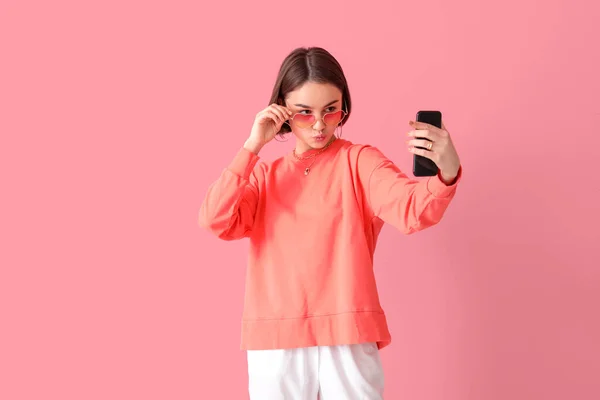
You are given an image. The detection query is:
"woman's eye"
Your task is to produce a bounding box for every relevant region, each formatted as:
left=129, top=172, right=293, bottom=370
left=298, top=107, right=335, bottom=115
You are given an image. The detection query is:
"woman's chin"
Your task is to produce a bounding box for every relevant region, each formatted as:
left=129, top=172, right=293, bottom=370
left=294, top=133, right=335, bottom=153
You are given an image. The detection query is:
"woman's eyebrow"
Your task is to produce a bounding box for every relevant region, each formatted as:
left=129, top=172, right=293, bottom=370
left=293, top=99, right=340, bottom=109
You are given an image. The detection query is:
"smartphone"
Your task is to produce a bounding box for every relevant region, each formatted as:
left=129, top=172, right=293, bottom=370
left=412, top=110, right=442, bottom=177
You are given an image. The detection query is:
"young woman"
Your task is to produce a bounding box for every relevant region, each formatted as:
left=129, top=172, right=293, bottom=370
left=199, top=47, right=462, bottom=399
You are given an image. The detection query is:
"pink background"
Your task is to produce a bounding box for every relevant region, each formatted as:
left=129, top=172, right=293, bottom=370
left=2, top=0, right=599, bottom=399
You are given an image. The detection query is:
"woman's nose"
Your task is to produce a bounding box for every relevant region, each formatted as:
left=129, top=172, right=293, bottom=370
left=312, top=116, right=326, bottom=130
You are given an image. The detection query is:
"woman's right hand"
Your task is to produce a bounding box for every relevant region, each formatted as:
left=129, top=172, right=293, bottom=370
left=244, top=104, right=293, bottom=154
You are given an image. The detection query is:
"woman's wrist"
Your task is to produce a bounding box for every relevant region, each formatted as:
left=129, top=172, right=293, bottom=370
left=243, top=139, right=263, bottom=155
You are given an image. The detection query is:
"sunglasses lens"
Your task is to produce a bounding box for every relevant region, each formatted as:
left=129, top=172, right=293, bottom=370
left=292, top=114, right=315, bottom=128
left=323, top=110, right=344, bottom=126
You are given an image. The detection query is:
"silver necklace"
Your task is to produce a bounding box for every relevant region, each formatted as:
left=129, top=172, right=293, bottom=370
left=292, top=138, right=336, bottom=176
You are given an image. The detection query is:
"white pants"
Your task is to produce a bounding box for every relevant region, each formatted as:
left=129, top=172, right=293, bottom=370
left=247, top=342, right=384, bottom=399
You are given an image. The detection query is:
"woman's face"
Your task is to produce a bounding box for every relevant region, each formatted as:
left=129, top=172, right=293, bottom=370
left=284, top=81, right=344, bottom=154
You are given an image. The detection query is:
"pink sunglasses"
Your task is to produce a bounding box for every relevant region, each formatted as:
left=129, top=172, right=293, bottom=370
left=284, top=102, right=348, bottom=129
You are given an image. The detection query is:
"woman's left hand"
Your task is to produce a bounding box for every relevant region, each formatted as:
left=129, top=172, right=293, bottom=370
left=407, top=120, right=461, bottom=184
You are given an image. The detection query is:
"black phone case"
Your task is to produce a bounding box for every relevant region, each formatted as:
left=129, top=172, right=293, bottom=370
left=412, top=110, right=442, bottom=177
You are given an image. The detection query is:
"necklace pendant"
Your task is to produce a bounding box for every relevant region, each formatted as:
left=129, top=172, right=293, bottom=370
left=304, top=167, right=310, bottom=176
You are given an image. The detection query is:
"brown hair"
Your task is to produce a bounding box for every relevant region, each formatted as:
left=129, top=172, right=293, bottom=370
left=268, top=47, right=352, bottom=136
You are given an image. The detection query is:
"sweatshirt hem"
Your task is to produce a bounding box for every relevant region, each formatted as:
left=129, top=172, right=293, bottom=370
left=240, top=310, right=392, bottom=351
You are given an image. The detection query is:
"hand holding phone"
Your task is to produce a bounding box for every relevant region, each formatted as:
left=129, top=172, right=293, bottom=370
left=412, top=110, right=442, bottom=177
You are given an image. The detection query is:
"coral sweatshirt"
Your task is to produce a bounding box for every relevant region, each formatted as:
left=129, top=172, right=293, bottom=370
left=199, top=138, right=461, bottom=350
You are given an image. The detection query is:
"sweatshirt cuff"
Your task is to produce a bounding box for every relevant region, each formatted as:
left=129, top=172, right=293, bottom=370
left=426, top=165, right=462, bottom=198
left=227, top=147, right=260, bottom=180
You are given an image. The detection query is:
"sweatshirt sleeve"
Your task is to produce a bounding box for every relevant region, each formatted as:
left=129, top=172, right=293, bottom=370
left=198, top=147, right=261, bottom=240
left=358, top=146, right=462, bottom=235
